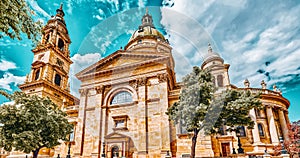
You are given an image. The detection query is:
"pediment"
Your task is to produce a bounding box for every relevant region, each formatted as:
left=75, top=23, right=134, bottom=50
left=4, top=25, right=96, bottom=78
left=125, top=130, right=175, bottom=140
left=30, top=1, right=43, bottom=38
left=76, top=50, right=169, bottom=79
left=105, top=132, right=129, bottom=139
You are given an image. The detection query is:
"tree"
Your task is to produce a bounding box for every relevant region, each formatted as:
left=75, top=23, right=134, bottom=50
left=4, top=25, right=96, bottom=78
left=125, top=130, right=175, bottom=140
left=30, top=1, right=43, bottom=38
left=167, top=66, right=262, bottom=158
left=274, top=120, right=300, bottom=157
left=0, top=0, right=42, bottom=43
left=0, top=90, right=73, bottom=158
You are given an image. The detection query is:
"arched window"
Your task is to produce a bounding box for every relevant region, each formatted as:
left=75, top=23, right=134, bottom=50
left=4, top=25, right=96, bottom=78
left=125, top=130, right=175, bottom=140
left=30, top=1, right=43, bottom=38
left=217, top=75, right=223, bottom=87
left=258, top=124, right=265, bottom=137
left=54, top=74, right=61, bottom=86
left=58, top=38, right=64, bottom=51
left=238, top=126, right=246, bottom=137
left=34, top=69, right=40, bottom=80
left=111, top=91, right=132, bottom=105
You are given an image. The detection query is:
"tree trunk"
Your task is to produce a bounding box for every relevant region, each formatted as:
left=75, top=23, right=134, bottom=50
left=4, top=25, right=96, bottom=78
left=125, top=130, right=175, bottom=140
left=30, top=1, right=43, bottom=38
left=32, top=148, right=41, bottom=158
left=190, top=128, right=200, bottom=158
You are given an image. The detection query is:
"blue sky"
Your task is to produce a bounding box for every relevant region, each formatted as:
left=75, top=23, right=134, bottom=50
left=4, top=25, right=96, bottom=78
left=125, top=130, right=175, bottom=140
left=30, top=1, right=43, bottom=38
left=0, top=0, right=299, bottom=121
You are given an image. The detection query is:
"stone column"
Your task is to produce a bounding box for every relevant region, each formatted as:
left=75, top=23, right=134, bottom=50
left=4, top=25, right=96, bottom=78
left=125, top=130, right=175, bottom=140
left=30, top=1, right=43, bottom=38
left=278, top=110, right=289, bottom=141
left=249, top=109, right=261, bottom=144
left=137, top=77, right=148, bottom=157
left=266, top=107, right=279, bottom=144
left=73, top=89, right=88, bottom=157
left=224, top=64, right=231, bottom=86
left=157, top=74, right=171, bottom=155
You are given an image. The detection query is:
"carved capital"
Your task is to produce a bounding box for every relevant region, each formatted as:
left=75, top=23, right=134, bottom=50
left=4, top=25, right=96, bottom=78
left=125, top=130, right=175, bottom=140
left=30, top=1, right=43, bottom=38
left=129, top=80, right=138, bottom=90
left=95, top=85, right=104, bottom=94
left=79, top=89, right=88, bottom=96
left=137, top=77, right=147, bottom=86
left=157, top=73, right=168, bottom=83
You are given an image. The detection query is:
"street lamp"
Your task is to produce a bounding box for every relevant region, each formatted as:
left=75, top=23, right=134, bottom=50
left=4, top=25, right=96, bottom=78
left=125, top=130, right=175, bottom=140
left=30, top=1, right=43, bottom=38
left=66, top=142, right=71, bottom=158
left=101, top=142, right=106, bottom=158
left=66, top=132, right=72, bottom=158
left=279, top=137, right=287, bottom=154
left=236, top=127, right=244, bottom=154
left=165, top=150, right=171, bottom=158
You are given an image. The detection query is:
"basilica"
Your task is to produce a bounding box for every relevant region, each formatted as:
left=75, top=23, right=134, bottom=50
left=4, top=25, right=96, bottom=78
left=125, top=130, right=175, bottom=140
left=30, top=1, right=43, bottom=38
left=3, top=5, right=291, bottom=158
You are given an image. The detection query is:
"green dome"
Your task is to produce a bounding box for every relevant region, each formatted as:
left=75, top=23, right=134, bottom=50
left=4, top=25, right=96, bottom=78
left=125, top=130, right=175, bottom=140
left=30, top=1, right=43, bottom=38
left=127, top=9, right=166, bottom=44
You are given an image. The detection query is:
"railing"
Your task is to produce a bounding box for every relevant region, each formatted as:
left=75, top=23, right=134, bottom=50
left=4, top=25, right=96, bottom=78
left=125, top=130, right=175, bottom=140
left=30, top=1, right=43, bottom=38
left=237, top=88, right=282, bottom=96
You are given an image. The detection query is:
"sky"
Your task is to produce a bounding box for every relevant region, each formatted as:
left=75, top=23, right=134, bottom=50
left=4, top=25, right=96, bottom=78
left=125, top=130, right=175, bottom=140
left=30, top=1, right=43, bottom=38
left=0, top=0, right=299, bottom=121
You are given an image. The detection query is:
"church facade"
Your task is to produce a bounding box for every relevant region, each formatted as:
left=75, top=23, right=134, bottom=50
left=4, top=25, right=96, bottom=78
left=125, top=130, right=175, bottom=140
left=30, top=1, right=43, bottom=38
left=73, top=9, right=290, bottom=158
left=2, top=6, right=291, bottom=158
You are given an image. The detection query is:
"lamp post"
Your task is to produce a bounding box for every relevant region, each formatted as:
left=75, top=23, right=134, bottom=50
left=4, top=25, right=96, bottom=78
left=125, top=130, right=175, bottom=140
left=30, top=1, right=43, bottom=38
left=236, top=127, right=244, bottom=154
left=279, top=137, right=287, bottom=154
left=101, top=142, right=106, bottom=158
left=66, top=142, right=71, bottom=158
left=165, top=150, right=171, bottom=158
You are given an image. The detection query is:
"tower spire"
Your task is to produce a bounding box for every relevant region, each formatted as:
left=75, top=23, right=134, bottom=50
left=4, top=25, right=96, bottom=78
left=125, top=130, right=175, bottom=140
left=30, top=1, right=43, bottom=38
left=146, top=7, right=149, bottom=15
left=56, top=3, right=65, bottom=17
left=59, top=3, right=63, bottom=10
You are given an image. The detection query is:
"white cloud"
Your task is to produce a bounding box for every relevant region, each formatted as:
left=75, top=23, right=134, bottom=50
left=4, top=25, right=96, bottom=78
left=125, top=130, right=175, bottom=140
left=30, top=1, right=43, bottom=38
left=27, top=0, right=50, bottom=18
left=69, top=53, right=102, bottom=97
left=0, top=59, right=17, bottom=71
left=0, top=73, right=26, bottom=91
left=222, top=4, right=300, bottom=90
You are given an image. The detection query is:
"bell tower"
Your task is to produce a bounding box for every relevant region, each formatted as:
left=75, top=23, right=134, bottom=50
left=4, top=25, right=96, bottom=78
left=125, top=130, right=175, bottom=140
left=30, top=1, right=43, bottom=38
left=19, top=4, right=78, bottom=107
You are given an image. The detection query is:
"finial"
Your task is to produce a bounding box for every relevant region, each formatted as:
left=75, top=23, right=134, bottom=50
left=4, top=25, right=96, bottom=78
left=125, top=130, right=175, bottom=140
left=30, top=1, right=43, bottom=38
left=208, top=42, right=213, bottom=53
left=244, top=79, right=250, bottom=88
left=261, top=80, right=266, bottom=89
left=59, top=3, right=63, bottom=10
left=146, top=7, right=149, bottom=15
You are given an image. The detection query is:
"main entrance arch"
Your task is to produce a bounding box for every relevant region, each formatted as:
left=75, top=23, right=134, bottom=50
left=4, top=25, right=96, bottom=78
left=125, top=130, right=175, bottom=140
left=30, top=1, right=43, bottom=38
left=104, top=132, right=135, bottom=158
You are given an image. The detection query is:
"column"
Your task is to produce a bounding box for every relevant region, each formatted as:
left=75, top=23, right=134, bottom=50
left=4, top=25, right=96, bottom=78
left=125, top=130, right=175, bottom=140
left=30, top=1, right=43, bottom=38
left=249, top=109, right=261, bottom=144
left=137, top=77, right=147, bottom=157
left=266, top=107, right=279, bottom=144
left=278, top=110, right=289, bottom=141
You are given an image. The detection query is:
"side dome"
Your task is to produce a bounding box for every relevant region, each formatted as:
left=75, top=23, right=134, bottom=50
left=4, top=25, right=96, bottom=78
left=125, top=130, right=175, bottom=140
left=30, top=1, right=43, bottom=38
left=201, top=43, right=224, bottom=69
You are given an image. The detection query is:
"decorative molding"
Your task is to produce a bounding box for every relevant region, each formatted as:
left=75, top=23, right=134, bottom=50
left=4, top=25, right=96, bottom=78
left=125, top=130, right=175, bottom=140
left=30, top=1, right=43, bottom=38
left=157, top=73, right=168, bottom=83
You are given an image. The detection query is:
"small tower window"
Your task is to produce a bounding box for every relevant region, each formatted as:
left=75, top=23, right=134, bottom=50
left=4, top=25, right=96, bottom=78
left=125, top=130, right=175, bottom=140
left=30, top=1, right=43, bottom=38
left=217, top=75, right=223, bottom=87
left=45, top=35, right=50, bottom=43
left=54, top=74, right=61, bottom=86
left=58, top=38, right=64, bottom=51
left=258, top=123, right=265, bottom=137
left=35, top=69, right=40, bottom=80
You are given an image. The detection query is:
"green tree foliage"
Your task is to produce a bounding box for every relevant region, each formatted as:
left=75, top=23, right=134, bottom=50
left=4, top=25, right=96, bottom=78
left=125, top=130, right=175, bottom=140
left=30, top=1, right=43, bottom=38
left=0, top=0, right=42, bottom=42
left=0, top=91, right=73, bottom=158
left=167, top=66, right=262, bottom=158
